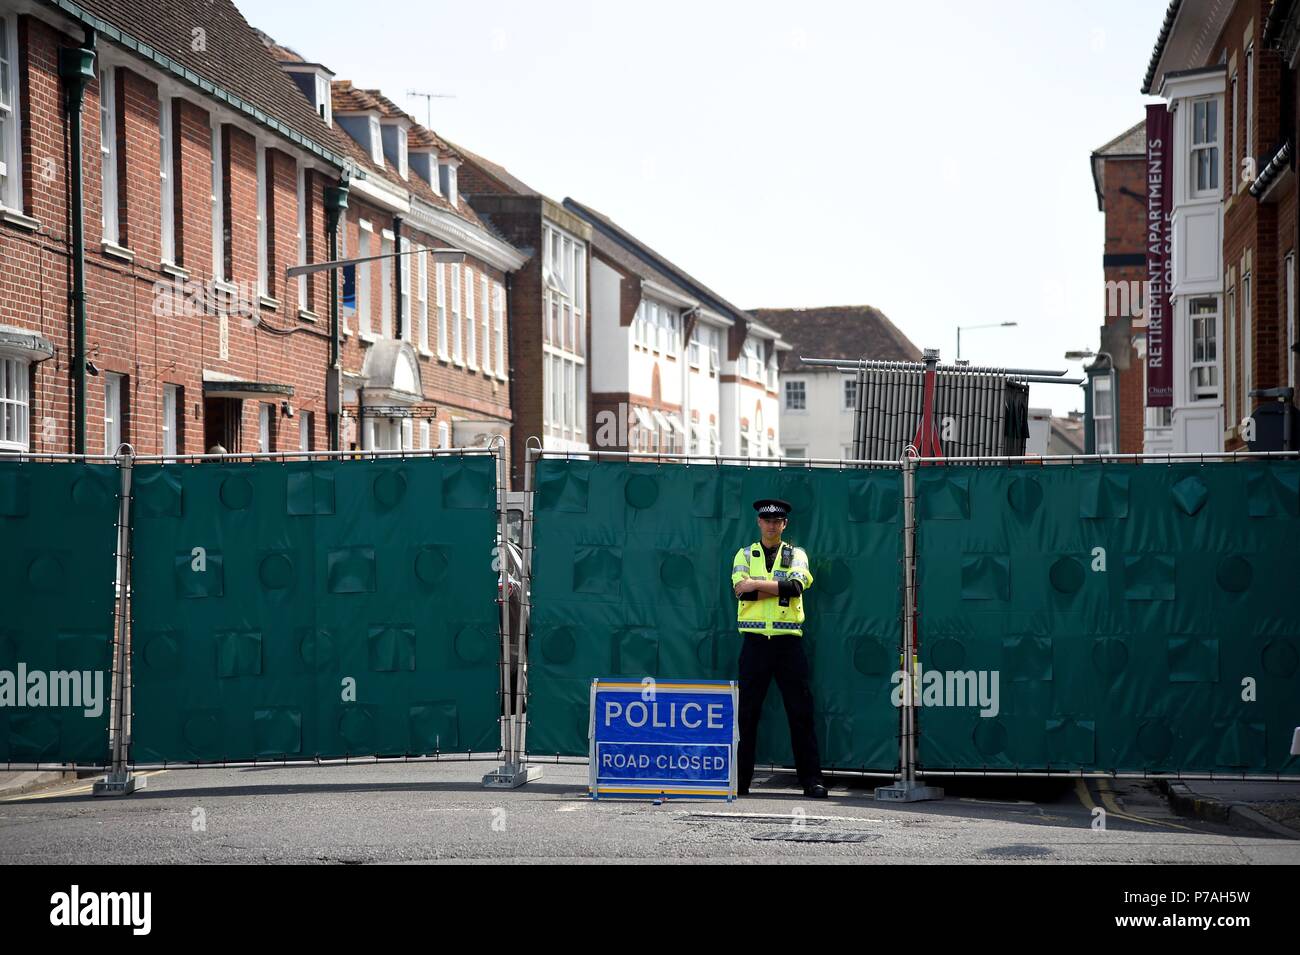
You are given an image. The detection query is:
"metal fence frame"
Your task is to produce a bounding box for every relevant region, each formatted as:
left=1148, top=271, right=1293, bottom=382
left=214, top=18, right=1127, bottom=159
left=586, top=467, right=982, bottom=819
left=2, top=444, right=512, bottom=784
left=6, top=444, right=1300, bottom=788
left=518, top=446, right=1300, bottom=786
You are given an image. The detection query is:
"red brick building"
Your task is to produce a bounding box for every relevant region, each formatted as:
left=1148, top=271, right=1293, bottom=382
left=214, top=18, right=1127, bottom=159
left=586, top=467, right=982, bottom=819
left=1140, top=0, right=1299, bottom=452
left=1087, top=120, right=1149, bottom=454
left=0, top=0, right=360, bottom=458
left=0, top=0, right=527, bottom=464
left=257, top=42, right=528, bottom=461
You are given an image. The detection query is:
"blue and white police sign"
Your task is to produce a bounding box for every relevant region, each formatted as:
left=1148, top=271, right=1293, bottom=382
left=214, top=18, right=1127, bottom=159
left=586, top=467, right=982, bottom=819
left=589, top=679, right=738, bottom=800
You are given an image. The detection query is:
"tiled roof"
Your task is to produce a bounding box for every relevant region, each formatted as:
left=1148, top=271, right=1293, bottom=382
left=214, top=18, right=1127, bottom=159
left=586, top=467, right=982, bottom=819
left=1090, top=119, right=1147, bottom=209
left=564, top=198, right=767, bottom=332
left=447, top=139, right=540, bottom=197
left=66, top=0, right=346, bottom=166
left=747, top=306, right=922, bottom=373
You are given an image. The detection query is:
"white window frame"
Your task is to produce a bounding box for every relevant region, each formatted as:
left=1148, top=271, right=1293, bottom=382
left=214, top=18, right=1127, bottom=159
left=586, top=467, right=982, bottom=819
left=480, top=273, right=491, bottom=375
left=1230, top=71, right=1239, bottom=193
left=417, top=245, right=429, bottom=351
left=493, top=281, right=506, bottom=380
left=1242, top=271, right=1253, bottom=417
left=0, top=14, right=24, bottom=213
left=843, top=377, right=858, bottom=411
left=1190, top=97, right=1220, bottom=198
left=380, top=231, right=394, bottom=338
left=162, top=383, right=179, bottom=459
left=451, top=262, right=463, bottom=363
left=1226, top=286, right=1237, bottom=427
left=396, top=126, right=408, bottom=180
left=784, top=379, right=806, bottom=411
left=258, top=403, right=272, bottom=453
left=357, top=220, right=373, bottom=337
left=1092, top=373, right=1115, bottom=454
left=1245, top=43, right=1254, bottom=174
left=369, top=115, right=383, bottom=165
left=211, top=116, right=224, bottom=281
left=0, top=355, right=31, bottom=452
left=300, top=411, right=312, bottom=451
left=465, top=266, right=477, bottom=369
left=104, top=372, right=123, bottom=454
left=159, top=93, right=175, bottom=263
left=315, top=74, right=332, bottom=126
left=1188, top=296, right=1219, bottom=400
left=438, top=420, right=450, bottom=448
left=399, top=236, right=411, bottom=341
left=436, top=260, right=448, bottom=358
left=100, top=67, right=119, bottom=244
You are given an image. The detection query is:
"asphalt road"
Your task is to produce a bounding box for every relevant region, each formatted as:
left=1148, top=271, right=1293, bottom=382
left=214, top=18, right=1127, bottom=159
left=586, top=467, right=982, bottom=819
left=1, top=762, right=1296, bottom=864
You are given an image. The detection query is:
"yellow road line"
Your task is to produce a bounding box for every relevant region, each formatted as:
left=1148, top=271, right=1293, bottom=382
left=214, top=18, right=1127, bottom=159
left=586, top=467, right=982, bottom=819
left=1096, top=777, right=1195, bottom=832
left=0, top=769, right=165, bottom=803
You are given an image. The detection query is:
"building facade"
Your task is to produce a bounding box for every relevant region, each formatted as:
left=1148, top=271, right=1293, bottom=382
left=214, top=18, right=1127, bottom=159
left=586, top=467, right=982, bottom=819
left=1141, top=0, right=1299, bottom=453
left=0, top=0, right=356, bottom=459
left=749, top=306, right=921, bottom=460
left=1087, top=121, right=1151, bottom=455
left=566, top=198, right=787, bottom=460
left=453, top=148, right=591, bottom=486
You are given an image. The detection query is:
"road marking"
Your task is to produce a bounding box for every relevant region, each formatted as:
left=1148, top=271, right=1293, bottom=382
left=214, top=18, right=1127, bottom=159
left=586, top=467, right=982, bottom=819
left=0, top=770, right=166, bottom=803
left=681, top=811, right=884, bottom=824
left=1096, top=778, right=1195, bottom=833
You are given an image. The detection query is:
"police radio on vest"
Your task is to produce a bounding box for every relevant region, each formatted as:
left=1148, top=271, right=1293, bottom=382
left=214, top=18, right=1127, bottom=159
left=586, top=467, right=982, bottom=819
left=602, top=699, right=725, bottom=730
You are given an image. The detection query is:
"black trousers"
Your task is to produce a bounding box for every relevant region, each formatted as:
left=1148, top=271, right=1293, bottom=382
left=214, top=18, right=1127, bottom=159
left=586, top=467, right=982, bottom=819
left=737, top=632, right=822, bottom=791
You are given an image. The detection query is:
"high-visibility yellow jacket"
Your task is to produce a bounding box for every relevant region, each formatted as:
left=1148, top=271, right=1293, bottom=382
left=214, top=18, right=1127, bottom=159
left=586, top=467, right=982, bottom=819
left=730, top=540, right=814, bottom=637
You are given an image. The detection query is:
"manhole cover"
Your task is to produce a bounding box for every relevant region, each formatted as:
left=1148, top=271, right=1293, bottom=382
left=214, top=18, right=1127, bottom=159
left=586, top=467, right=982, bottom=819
left=752, top=830, right=881, bottom=844
left=978, top=844, right=1054, bottom=859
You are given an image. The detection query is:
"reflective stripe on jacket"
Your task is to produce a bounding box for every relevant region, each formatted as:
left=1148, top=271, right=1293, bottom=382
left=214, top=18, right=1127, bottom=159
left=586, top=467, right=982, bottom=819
left=730, top=541, right=814, bottom=637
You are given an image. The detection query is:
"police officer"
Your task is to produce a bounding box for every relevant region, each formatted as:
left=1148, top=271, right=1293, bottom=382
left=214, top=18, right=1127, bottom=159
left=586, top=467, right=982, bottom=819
left=730, top=498, right=827, bottom=799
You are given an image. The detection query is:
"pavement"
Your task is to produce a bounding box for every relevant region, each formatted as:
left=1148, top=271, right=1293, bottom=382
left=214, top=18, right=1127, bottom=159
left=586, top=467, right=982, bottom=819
left=1165, top=780, right=1300, bottom=839
left=2, top=762, right=1299, bottom=863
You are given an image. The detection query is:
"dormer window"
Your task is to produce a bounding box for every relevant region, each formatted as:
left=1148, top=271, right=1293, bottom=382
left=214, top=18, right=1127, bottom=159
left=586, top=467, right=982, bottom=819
left=281, top=63, right=335, bottom=127
left=368, top=115, right=383, bottom=165
left=439, top=160, right=458, bottom=205
left=315, top=74, right=332, bottom=125
left=380, top=120, right=409, bottom=179
left=410, top=150, right=438, bottom=192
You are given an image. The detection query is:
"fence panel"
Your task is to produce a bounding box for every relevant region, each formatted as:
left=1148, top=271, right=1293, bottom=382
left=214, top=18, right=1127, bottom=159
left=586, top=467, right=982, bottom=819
left=0, top=461, right=119, bottom=765
left=914, top=461, right=1300, bottom=774
left=130, top=453, right=501, bottom=763
left=527, top=457, right=901, bottom=772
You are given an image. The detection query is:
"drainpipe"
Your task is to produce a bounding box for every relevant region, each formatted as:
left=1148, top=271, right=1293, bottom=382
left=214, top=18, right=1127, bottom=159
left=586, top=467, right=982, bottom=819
left=58, top=34, right=97, bottom=454
left=324, top=181, right=349, bottom=450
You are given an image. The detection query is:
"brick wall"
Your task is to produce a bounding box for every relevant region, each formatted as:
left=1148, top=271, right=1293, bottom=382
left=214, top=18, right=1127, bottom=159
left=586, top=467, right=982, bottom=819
left=1, top=14, right=517, bottom=474
left=1098, top=153, right=1147, bottom=453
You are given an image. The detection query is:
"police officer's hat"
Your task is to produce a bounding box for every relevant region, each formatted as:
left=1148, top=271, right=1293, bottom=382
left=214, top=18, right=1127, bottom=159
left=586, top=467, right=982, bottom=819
left=753, top=498, right=792, bottom=518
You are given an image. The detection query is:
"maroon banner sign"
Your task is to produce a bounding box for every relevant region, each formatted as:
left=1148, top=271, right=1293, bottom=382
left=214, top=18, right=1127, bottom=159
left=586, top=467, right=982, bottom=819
left=1145, top=104, right=1173, bottom=408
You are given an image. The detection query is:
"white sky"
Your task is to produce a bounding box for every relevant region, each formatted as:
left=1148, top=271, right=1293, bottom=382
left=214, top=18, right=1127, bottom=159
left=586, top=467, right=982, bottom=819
left=240, top=0, right=1170, bottom=415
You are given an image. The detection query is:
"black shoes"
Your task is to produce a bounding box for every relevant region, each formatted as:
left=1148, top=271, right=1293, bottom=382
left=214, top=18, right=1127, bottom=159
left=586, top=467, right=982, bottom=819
left=804, top=783, right=828, bottom=799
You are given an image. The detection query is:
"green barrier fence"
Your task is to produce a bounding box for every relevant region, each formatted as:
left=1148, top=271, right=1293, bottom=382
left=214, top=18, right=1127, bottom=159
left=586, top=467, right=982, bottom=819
left=130, top=453, right=503, bottom=763
left=526, top=457, right=903, bottom=772
left=0, top=460, right=119, bottom=765
left=914, top=461, right=1300, bottom=775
